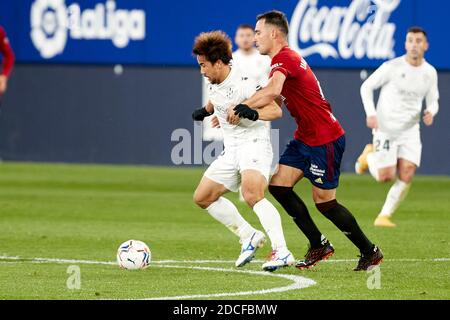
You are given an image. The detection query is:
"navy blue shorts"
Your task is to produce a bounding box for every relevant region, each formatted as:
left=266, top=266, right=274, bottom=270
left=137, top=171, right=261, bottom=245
left=279, top=135, right=346, bottom=189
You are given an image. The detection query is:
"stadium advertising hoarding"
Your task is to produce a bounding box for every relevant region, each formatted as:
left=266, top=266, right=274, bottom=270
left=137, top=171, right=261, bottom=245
left=0, top=0, right=449, bottom=69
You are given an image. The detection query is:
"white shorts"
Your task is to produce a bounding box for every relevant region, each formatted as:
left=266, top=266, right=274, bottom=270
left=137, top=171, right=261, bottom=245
left=204, top=137, right=274, bottom=192
left=372, top=130, right=422, bottom=168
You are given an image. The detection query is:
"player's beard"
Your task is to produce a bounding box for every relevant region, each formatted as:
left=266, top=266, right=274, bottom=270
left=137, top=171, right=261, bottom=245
left=207, top=76, right=218, bottom=84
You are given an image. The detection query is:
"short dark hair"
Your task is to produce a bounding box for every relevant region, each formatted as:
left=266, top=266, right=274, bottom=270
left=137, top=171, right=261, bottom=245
left=237, top=24, right=254, bottom=32
left=192, top=31, right=233, bottom=65
left=256, top=10, right=289, bottom=35
left=407, top=26, right=427, bottom=38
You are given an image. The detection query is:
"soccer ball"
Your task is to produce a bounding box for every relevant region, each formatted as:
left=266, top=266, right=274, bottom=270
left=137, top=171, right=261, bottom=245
left=116, top=240, right=151, bottom=270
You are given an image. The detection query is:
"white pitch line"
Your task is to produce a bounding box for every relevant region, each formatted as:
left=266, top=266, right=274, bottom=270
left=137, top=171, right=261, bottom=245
left=1, top=255, right=449, bottom=300
left=144, top=265, right=315, bottom=300
left=0, top=255, right=316, bottom=300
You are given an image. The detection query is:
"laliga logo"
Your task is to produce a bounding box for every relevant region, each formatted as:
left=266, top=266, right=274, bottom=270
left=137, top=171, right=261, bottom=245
left=30, top=0, right=146, bottom=59
left=289, top=0, right=401, bottom=60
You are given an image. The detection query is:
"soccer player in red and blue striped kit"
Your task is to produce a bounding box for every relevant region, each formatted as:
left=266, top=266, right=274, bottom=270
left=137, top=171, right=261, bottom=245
left=0, top=25, right=15, bottom=97
left=233, top=10, right=383, bottom=271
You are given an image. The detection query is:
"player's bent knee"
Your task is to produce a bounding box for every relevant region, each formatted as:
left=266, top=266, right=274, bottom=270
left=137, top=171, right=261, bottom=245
left=315, top=199, right=338, bottom=214
left=193, top=191, right=213, bottom=209
left=268, top=185, right=292, bottom=201
left=378, top=173, right=395, bottom=183
left=242, top=190, right=264, bottom=208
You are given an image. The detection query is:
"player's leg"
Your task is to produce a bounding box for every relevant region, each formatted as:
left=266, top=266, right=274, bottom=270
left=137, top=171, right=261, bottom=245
left=240, top=169, right=294, bottom=271
left=268, top=140, right=328, bottom=250
left=358, top=131, right=397, bottom=182
left=312, top=186, right=383, bottom=271
left=194, top=176, right=257, bottom=239
left=194, top=158, right=262, bottom=258
left=302, top=135, right=382, bottom=270
left=375, top=133, right=420, bottom=227
left=355, top=143, right=373, bottom=174
left=375, top=134, right=420, bottom=226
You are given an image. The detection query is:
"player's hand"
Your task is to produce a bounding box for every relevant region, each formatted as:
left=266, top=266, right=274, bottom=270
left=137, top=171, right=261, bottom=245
left=0, top=75, right=7, bottom=95
left=366, top=116, right=378, bottom=129
left=423, top=111, right=434, bottom=126
left=227, top=107, right=240, bottom=125
left=211, top=116, right=220, bottom=128
left=192, top=107, right=212, bottom=121
left=233, top=104, right=259, bottom=121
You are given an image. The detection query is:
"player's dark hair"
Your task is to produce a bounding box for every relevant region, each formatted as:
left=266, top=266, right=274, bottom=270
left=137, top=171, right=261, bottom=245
left=192, top=31, right=232, bottom=65
left=237, top=24, right=254, bottom=32
left=407, top=26, right=427, bottom=38
left=256, top=10, right=289, bottom=36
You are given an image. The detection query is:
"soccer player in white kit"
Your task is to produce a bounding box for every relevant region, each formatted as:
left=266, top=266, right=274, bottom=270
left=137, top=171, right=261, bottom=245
left=356, top=27, right=440, bottom=227
left=204, top=24, right=271, bottom=140
left=191, top=31, right=295, bottom=271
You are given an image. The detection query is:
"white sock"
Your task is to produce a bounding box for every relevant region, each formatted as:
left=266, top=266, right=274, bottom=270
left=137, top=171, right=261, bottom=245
left=367, top=152, right=380, bottom=181
left=253, top=198, right=287, bottom=250
left=206, top=197, right=255, bottom=240
left=379, top=180, right=411, bottom=217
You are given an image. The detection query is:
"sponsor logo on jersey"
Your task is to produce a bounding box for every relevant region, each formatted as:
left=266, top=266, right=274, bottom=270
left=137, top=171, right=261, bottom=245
left=270, top=63, right=284, bottom=70
left=288, top=0, right=400, bottom=60
left=30, top=0, right=146, bottom=58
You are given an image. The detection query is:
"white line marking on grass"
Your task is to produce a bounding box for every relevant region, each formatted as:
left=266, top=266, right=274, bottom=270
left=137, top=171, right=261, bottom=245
left=0, top=255, right=316, bottom=300
left=1, top=255, right=449, bottom=299
left=144, top=265, right=315, bottom=300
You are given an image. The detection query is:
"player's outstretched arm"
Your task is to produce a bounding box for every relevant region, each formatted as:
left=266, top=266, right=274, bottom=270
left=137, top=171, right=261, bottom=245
left=233, top=100, right=282, bottom=121
left=254, top=101, right=282, bottom=121
left=244, top=71, right=286, bottom=109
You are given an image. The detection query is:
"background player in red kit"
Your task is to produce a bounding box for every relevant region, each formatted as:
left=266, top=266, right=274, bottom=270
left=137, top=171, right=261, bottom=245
left=233, top=10, right=383, bottom=271
left=0, top=25, right=15, bottom=96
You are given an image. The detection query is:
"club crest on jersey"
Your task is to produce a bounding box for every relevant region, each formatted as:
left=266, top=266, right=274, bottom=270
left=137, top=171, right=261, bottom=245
left=226, top=87, right=235, bottom=99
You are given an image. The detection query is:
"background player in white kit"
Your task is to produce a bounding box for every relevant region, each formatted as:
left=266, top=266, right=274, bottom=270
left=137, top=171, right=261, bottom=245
left=191, top=31, right=295, bottom=271
left=355, top=27, right=440, bottom=227
left=233, top=24, right=271, bottom=87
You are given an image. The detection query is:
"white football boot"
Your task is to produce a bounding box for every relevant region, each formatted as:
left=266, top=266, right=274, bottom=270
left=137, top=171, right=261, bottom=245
left=235, top=231, right=266, bottom=267
left=262, top=247, right=295, bottom=272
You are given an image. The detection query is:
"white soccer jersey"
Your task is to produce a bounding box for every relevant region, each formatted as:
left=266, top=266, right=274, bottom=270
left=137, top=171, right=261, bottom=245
left=360, top=55, right=439, bottom=134
left=232, top=49, right=271, bottom=87
left=207, top=66, right=270, bottom=150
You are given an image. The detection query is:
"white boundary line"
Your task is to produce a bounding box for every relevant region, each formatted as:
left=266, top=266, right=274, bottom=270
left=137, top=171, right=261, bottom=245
left=144, top=265, right=315, bottom=300
left=1, top=255, right=449, bottom=299
left=0, top=255, right=316, bottom=300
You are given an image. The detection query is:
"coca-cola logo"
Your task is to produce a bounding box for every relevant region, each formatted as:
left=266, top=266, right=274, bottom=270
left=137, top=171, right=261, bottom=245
left=288, top=0, right=401, bottom=60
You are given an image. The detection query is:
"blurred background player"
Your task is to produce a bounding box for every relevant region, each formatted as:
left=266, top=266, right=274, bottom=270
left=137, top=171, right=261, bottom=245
left=232, top=24, right=271, bottom=88
left=0, top=25, right=15, bottom=98
left=356, top=27, right=440, bottom=228
left=191, top=31, right=294, bottom=271
left=234, top=10, right=383, bottom=271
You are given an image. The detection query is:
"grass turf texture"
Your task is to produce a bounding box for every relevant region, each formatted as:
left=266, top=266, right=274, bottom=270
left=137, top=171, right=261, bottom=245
left=0, top=162, right=449, bottom=300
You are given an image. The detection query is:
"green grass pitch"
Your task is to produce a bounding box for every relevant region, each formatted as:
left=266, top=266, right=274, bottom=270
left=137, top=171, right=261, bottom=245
left=0, top=162, right=449, bottom=300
